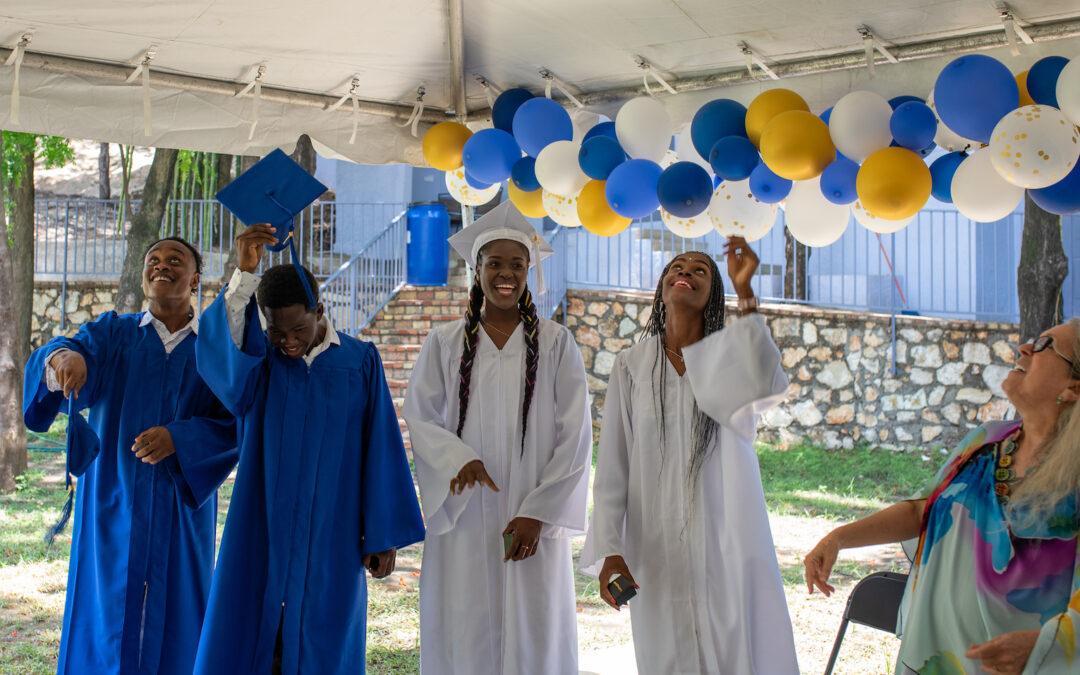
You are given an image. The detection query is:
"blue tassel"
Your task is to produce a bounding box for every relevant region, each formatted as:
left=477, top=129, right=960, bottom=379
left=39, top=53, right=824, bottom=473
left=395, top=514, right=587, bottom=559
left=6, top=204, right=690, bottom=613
left=44, top=482, right=74, bottom=545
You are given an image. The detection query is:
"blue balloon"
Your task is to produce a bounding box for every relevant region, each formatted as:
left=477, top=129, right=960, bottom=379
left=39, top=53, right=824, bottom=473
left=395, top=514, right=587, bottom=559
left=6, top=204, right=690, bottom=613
left=583, top=121, right=618, bottom=143
left=819, top=107, right=833, bottom=125
left=606, top=159, right=663, bottom=219
left=578, top=136, right=625, bottom=180
left=691, top=99, right=748, bottom=160
left=748, top=163, right=792, bottom=204
left=888, top=95, right=924, bottom=110
left=819, top=157, right=859, bottom=205
left=462, top=129, right=521, bottom=184
left=890, top=102, right=937, bottom=152
left=891, top=138, right=937, bottom=158
left=929, top=151, right=967, bottom=203
left=709, top=136, right=760, bottom=181
left=492, top=88, right=535, bottom=133
left=933, top=54, right=1018, bottom=144
left=512, top=98, right=573, bottom=157
left=658, top=162, right=713, bottom=218
left=511, top=156, right=540, bottom=191
left=1027, top=56, right=1070, bottom=108
left=464, top=170, right=492, bottom=189
left=1029, top=160, right=1080, bottom=215
left=713, top=175, right=723, bottom=189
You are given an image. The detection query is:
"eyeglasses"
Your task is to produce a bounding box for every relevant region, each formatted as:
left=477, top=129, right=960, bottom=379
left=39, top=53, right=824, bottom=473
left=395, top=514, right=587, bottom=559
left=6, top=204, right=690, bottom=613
left=1026, top=335, right=1077, bottom=370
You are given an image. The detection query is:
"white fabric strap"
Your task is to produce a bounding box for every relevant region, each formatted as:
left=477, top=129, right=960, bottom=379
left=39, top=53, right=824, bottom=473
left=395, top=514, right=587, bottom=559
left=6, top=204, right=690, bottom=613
left=541, top=70, right=584, bottom=108
left=863, top=33, right=876, bottom=77
left=997, top=4, right=1033, bottom=56
left=738, top=43, right=779, bottom=81
left=327, top=76, right=362, bottom=144
left=636, top=57, right=677, bottom=97
left=235, top=64, right=267, bottom=141
left=5, top=33, right=30, bottom=124
left=125, top=47, right=156, bottom=137
left=475, top=75, right=501, bottom=109
left=397, top=86, right=426, bottom=137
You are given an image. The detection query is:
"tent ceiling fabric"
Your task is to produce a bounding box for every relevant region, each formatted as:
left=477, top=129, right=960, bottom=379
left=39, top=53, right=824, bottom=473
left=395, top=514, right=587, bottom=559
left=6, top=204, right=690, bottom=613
left=1, top=0, right=1079, bottom=165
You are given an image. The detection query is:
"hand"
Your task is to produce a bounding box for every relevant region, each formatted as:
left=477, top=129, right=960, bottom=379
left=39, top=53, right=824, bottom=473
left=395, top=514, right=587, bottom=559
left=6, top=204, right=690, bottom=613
left=966, top=630, right=1039, bottom=675
left=503, top=517, right=542, bottom=562
left=131, top=426, right=177, bottom=465
left=235, top=224, right=278, bottom=273
left=804, top=532, right=841, bottom=596
left=51, top=350, right=88, bottom=400
left=598, top=555, right=638, bottom=611
left=363, top=549, right=397, bottom=579
left=449, top=459, right=499, bottom=495
left=724, top=236, right=759, bottom=298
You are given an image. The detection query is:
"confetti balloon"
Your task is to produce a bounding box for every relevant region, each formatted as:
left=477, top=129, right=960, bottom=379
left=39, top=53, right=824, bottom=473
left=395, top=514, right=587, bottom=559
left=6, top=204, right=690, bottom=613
left=661, top=208, right=714, bottom=238
left=852, top=200, right=913, bottom=234
left=445, top=167, right=500, bottom=206
left=989, top=105, right=1080, bottom=189
left=708, top=179, right=778, bottom=242
left=1058, top=57, right=1080, bottom=126
left=542, top=189, right=583, bottom=227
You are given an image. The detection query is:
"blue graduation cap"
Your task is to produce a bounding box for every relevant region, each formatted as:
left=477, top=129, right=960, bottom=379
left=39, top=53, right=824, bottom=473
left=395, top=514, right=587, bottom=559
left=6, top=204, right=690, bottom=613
left=45, top=397, right=101, bottom=545
left=216, top=148, right=328, bottom=307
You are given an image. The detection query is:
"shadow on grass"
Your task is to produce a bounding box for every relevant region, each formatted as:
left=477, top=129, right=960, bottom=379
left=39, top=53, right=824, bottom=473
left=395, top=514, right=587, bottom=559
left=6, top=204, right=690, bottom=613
left=366, top=645, right=420, bottom=674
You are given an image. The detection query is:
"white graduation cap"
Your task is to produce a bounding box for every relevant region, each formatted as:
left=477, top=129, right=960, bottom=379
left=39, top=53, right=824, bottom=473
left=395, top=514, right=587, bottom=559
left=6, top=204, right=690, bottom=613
left=449, top=200, right=553, bottom=293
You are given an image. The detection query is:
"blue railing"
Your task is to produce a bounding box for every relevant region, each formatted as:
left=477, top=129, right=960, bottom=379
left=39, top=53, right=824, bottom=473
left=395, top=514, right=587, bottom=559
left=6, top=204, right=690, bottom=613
left=532, top=226, right=568, bottom=320
left=319, top=210, right=408, bottom=336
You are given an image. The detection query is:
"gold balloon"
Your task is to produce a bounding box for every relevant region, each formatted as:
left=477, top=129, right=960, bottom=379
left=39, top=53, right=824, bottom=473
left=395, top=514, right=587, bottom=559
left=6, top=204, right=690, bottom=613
left=745, top=89, right=810, bottom=147
left=1016, top=71, right=1035, bottom=108
left=507, top=182, right=547, bottom=218
left=759, top=110, right=835, bottom=180
left=577, top=180, right=631, bottom=237
left=855, top=147, right=931, bottom=220
left=422, top=122, right=473, bottom=171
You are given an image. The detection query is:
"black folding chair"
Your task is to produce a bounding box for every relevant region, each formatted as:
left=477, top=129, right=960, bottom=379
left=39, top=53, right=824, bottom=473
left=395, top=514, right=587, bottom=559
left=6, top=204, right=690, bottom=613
left=823, top=571, right=909, bottom=675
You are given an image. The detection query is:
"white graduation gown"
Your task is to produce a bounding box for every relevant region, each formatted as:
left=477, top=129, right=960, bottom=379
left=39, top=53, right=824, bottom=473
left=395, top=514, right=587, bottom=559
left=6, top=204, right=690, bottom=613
left=404, top=317, right=592, bottom=675
left=581, top=314, right=800, bottom=675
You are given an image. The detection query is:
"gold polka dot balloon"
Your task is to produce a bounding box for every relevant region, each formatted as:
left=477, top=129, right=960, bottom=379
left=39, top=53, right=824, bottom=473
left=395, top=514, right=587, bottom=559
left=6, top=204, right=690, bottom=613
left=660, top=208, right=714, bottom=238
left=707, top=179, right=778, bottom=242
left=542, top=189, right=583, bottom=228
left=445, top=167, right=501, bottom=206
left=989, top=105, right=1080, bottom=189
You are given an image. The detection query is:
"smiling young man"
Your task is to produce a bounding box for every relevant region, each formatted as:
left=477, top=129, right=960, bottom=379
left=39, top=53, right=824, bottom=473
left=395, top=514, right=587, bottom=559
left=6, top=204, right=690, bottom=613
left=23, top=237, right=238, bottom=675
left=192, top=224, right=424, bottom=675
left=404, top=202, right=592, bottom=674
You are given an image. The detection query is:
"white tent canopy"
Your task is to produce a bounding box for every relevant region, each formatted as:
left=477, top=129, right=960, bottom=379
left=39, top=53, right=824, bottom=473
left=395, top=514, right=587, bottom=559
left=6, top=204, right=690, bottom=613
left=2, top=0, right=1079, bottom=165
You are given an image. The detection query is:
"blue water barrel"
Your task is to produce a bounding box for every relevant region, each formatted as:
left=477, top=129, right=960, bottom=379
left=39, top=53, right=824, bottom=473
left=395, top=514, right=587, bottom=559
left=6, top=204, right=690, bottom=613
left=406, top=203, right=450, bottom=286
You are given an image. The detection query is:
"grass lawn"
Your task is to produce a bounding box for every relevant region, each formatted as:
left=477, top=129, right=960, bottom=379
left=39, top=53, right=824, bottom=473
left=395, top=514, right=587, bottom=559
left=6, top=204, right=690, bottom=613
left=0, top=441, right=936, bottom=674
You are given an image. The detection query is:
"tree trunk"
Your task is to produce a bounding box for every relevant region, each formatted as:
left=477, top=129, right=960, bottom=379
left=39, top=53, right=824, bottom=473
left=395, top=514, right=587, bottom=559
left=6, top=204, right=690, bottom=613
left=116, top=147, right=178, bottom=313
left=783, top=229, right=809, bottom=300
left=98, top=142, right=111, bottom=200
left=1017, top=192, right=1069, bottom=342
left=291, top=134, right=316, bottom=176
left=11, top=146, right=35, bottom=365
left=0, top=134, right=28, bottom=492
left=215, top=153, right=233, bottom=194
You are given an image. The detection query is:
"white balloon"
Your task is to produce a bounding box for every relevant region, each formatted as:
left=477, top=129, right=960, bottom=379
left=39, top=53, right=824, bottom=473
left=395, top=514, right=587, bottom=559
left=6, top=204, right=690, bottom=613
left=571, top=109, right=602, bottom=144
left=445, top=167, right=500, bottom=206
left=675, top=123, right=713, bottom=173
left=658, top=148, right=679, bottom=169
left=828, top=91, right=893, bottom=162
left=785, top=177, right=850, bottom=247
left=928, top=90, right=979, bottom=152
left=542, top=189, right=583, bottom=227
left=989, top=105, right=1080, bottom=188
left=661, top=209, right=714, bottom=238
left=616, top=96, right=674, bottom=162
left=1058, top=56, right=1080, bottom=127
left=852, top=200, right=913, bottom=234
left=708, top=179, right=778, bottom=242
left=535, top=140, right=589, bottom=197
left=951, top=148, right=1024, bottom=222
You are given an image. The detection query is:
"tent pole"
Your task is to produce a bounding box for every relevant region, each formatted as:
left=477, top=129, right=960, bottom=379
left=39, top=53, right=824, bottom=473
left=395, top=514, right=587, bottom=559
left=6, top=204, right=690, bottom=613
left=448, top=0, right=468, bottom=120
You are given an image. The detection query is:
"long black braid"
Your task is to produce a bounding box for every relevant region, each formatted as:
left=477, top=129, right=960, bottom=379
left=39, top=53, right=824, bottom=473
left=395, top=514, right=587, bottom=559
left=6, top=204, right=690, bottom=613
left=455, top=252, right=542, bottom=455
left=640, top=251, right=726, bottom=502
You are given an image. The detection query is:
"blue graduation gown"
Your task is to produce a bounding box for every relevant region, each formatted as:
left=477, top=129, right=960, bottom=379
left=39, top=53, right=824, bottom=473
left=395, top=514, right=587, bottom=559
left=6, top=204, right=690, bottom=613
left=193, top=293, right=425, bottom=675
left=22, top=312, right=238, bottom=675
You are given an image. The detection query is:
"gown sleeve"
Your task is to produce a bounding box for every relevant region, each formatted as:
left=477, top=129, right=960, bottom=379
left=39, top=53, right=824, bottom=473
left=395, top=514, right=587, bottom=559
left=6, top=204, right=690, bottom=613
left=402, top=331, right=483, bottom=536
left=23, top=311, right=121, bottom=431
left=1024, top=548, right=1080, bottom=674
left=580, top=353, right=633, bottom=574
left=164, top=394, right=239, bottom=509
left=195, top=290, right=268, bottom=418
left=359, top=343, right=426, bottom=556
left=514, top=330, right=593, bottom=537
left=682, top=312, right=789, bottom=440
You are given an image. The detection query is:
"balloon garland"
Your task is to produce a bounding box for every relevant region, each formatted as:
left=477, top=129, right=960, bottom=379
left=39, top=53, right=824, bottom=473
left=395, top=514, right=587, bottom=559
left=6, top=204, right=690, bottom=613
left=423, top=53, right=1080, bottom=243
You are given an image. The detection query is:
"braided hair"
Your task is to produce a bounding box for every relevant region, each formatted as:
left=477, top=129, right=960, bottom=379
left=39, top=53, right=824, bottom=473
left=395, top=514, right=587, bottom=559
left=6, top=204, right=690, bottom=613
left=455, top=250, right=542, bottom=455
left=640, top=251, right=726, bottom=502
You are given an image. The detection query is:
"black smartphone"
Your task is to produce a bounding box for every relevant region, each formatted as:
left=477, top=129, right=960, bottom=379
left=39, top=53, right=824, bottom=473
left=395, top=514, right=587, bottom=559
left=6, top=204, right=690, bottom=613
left=607, top=575, right=637, bottom=606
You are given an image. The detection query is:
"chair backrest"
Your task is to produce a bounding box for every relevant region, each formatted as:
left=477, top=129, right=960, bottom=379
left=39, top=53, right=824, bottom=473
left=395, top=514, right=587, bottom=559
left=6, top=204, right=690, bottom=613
left=844, top=571, right=909, bottom=634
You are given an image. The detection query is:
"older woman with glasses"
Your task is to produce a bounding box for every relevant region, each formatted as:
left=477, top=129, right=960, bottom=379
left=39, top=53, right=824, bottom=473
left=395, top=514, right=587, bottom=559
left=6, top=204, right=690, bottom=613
left=804, top=319, right=1080, bottom=675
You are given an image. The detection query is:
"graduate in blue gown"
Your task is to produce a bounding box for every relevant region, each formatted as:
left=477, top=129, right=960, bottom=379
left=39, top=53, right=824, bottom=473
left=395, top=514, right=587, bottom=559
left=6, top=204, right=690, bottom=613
left=193, top=224, right=425, bottom=675
left=23, top=237, right=238, bottom=675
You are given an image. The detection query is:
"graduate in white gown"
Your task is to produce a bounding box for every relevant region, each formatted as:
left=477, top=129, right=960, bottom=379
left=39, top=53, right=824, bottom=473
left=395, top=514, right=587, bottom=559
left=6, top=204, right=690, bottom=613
left=404, top=202, right=592, bottom=675
left=581, top=239, right=800, bottom=675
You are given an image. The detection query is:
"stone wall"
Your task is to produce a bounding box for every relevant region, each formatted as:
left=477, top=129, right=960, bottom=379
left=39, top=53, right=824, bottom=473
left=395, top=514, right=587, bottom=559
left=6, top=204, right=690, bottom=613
left=565, top=289, right=1019, bottom=451
left=31, top=280, right=222, bottom=347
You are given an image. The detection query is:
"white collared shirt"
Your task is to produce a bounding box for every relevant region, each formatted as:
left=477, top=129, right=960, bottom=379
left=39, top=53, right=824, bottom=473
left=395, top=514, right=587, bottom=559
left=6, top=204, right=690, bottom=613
left=45, top=310, right=198, bottom=391
left=224, top=268, right=339, bottom=367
